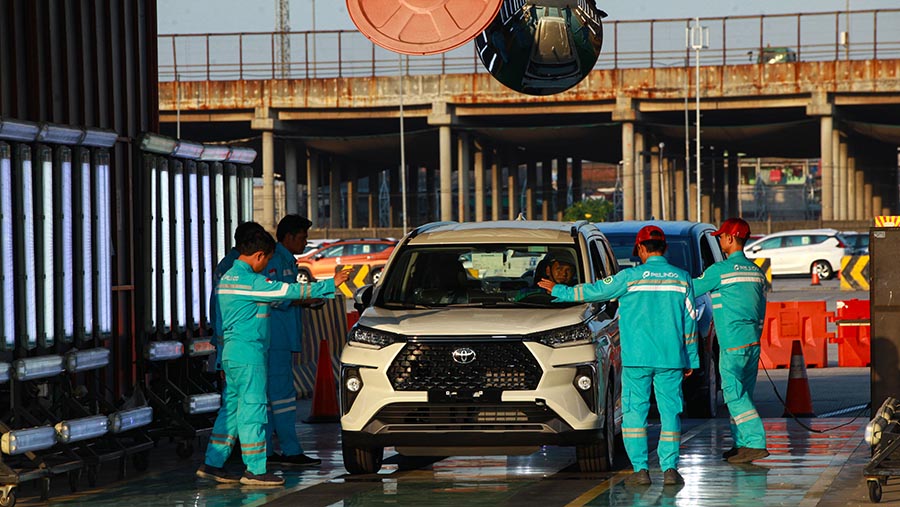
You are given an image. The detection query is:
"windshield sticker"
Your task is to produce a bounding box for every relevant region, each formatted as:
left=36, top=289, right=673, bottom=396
left=527, top=246, right=548, bottom=253
left=471, top=253, right=505, bottom=273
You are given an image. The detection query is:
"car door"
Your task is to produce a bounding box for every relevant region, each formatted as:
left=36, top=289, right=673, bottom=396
left=311, top=243, right=345, bottom=279
left=780, top=235, right=812, bottom=274
left=747, top=236, right=787, bottom=274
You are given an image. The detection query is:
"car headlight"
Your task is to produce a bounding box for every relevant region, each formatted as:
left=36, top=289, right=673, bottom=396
left=533, top=323, right=594, bottom=348
left=347, top=326, right=401, bottom=349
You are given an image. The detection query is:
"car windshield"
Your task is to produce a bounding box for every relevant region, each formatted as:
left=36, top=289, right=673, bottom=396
left=377, top=244, right=584, bottom=309
left=603, top=234, right=693, bottom=274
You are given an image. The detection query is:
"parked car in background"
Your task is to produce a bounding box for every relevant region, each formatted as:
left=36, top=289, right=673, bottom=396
left=594, top=221, right=724, bottom=418
left=296, top=238, right=397, bottom=284
left=298, top=238, right=336, bottom=257
left=743, top=229, right=851, bottom=280
left=342, top=220, right=622, bottom=474
left=842, top=231, right=870, bottom=255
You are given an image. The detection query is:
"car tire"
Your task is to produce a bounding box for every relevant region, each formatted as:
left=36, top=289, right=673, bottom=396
left=297, top=270, right=312, bottom=284
left=811, top=260, right=833, bottom=280
left=576, top=382, right=615, bottom=472
left=342, top=440, right=383, bottom=474
left=686, top=349, right=718, bottom=418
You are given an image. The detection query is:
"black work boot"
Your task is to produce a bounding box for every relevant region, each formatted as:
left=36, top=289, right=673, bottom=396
left=240, top=471, right=285, bottom=486
left=663, top=468, right=684, bottom=485
left=268, top=453, right=322, bottom=467
left=195, top=464, right=241, bottom=483
left=624, top=469, right=651, bottom=486
left=727, top=447, right=770, bottom=463
left=722, top=447, right=739, bottom=459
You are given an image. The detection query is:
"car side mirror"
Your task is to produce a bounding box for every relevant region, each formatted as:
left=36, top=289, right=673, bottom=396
left=751, top=246, right=762, bottom=253
left=354, top=284, right=374, bottom=314
left=314, top=253, right=324, bottom=260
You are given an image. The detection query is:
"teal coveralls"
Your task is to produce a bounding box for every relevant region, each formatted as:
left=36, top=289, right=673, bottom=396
left=264, top=243, right=335, bottom=457
left=203, top=259, right=333, bottom=475
left=551, top=256, right=699, bottom=472
left=693, top=251, right=768, bottom=451
left=209, top=248, right=240, bottom=371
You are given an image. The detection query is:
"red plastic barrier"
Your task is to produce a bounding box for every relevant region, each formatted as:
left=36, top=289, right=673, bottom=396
left=759, top=301, right=833, bottom=369
left=830, top=299, right=871, bottom=367
left=346, top=310, right=360, bottom=331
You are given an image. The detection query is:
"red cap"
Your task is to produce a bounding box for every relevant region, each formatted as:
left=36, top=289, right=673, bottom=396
left=712, top=218, right=751, bottom=240
left=633, top=225, right=666, bottom=256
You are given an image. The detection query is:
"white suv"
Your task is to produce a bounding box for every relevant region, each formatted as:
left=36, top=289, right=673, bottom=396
left=744, top=228, right=851, bottom=279
left=340, top=221, right=622, bottom=474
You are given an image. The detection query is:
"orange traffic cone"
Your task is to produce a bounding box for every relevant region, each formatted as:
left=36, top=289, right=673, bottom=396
left=304, top=339, right=340, bottom=423
left=810, top=269, right=820, bottom=286
left=782, top=340, right=816, bottom=417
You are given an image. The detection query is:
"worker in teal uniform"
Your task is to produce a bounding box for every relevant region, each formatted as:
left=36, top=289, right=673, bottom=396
left=692, top=218, right=769, bottom=464
left=197, top=227, right=350, bottom=486
left=539, top=225, right=698, bottom=486
left=209, top=221, right=266, bottom=375
left=264, top=215, right=324, bottom=467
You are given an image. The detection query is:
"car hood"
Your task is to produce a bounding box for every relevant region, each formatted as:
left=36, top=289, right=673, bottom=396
left=357, top=304, right=589, bottom=336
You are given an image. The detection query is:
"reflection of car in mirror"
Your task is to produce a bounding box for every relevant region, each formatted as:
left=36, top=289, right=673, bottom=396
left=476, top=1, right=607, bottom=96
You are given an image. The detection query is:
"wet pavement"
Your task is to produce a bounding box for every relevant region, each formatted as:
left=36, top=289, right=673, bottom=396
left=13, top=412, right=872, bottom=506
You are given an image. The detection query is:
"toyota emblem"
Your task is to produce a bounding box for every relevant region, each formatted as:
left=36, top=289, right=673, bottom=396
left=452, top=347, right=476, bottom=365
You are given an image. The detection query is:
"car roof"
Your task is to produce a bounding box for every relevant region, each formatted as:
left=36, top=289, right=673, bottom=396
left=594, top=220, right=715, bottom=237
left=409, top=220, right=584, bottom=245
left=755, top=228, right=841, bottom=238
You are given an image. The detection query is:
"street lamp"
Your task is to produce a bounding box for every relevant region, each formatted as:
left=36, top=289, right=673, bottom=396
left=688, top=18, right=708, bottom=223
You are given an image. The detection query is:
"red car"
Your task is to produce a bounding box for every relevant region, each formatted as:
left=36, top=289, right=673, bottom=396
left=296, top=238, right=396, bottom=284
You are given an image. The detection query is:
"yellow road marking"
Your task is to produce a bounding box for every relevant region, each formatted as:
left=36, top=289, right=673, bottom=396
left=564, top=471, right=629, bottom=507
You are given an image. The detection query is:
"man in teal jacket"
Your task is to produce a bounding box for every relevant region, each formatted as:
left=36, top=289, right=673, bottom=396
left=264, top=215, right=323, bottom=467
left=209, top=221, right=266, bottom=374
left=539, top=225, right=698, bottom=486
left=197, top=228, right=349, bottom=486
left=693, top=218, right=769, bottom=464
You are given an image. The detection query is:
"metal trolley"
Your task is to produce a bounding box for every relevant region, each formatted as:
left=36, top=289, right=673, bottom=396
left=864, top=397, right=900, bottom=502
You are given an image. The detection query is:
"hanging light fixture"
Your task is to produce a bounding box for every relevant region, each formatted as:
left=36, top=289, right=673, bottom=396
left=139, top=133, right=177, bottom=155
left=59, top=148, right=75, bottom=341
left=38, top=147, right=55, bottom=348
left=200, top=164, right=213, bottom=327
left=225, top=147, right=257, bottom=165
left=20, top=145, right=37, bottom=349
left=173, top=161, right=187, bottom=330
left=80, top=150, right=94, bottom=338
left=214, top=163, right=226, bottom=257
left=149, top=156, right=159, bottom=332
left=200, top=144, right=230, bottom=162
left=172, top=140, right=204, bottom=160
left=96, top=152, right=112, bottom=335
left=37, top=123, right=84, bottom=145
left=0, top=118, right=40, bottom=142
left=80, top=128, right=118, bottom=148
left=188, top=163, right=201, bottom=327
left=0, top=143, right=13, bottom=350
left=159, top=160, right=173, bottom=332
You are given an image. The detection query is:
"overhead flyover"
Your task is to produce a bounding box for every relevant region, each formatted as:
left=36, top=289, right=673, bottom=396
left=159, top=9, right=900, bottom=230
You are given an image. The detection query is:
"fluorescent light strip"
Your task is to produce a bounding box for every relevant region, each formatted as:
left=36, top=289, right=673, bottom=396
left=159, top=162, right=172, bottom=330
left=40, top=152, right=54, bottom=347
left=0, top=145, right=13, bottom=350
left=214, top=164, right=226, bottom=256
left=81, top=156, right=93, bottom=336
left=201, top=166, right=213, bottom=326
left=150, top=157, right=158, bottom=331
left=173, top=164, right=186, bottom=329
left=60, top=150, right=74, bottom=340
left=241, top=168, right=254, bottom=222
left=228, top=167, right=238, bottom=245
left=97, top=156, right=112, bottom=335
left=188, top=165, right=201, bottom=326
left=22, top=152, right=37, bottom=349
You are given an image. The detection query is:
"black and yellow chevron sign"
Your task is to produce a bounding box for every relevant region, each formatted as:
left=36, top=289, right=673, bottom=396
left=752, top=257, right=772, bottom=285
left=336, top=264, right=372, bottom=297
left=840, top=255, right=870, bottom=291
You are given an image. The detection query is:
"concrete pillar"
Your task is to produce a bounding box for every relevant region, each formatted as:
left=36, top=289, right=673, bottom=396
left=427, top=166, right=438, bottom=222
left=526, top=161, right=537, bottom=220
left=572, top=158, right=583, bottom=204
left=457, top=133, right=471, bottom=222
left=556, top=157, right=567, bottom=220
left=390, top=164, right=400, bottom=228
left=634, top=131, right=645, bottom=220
left=346, top=167, right=357, bottom=228
left=474, top=147, right=485, bottom=222
left=864, top=182, right=873, bottom=219
left=675, top=159, right=686, bottom=221
left=284, top=143, right=298, bottom=215
left=839, top=141, right=849, bottom=220
left=702, top=194, right=713, bottom=225
left=491, top=151, right=500, bottom=221
left=368, top=179, right=375, bottom=228
left=542, top=159, right=553, bottom=220
left=329, top=159, right=342, bottom=229
left=621, top=123, right=635, bottom=221
left=508, top=151, right=519, bottom=220
left=847, top=156, right=856, bottom=220
left=306, top=150, right=319, bottom=226
left=261, top=130, right=276, bottom=232
left=727, top=152, right=739, bottom=218
left=820, top=117, right=834, bottom=221
left=439, top=125, right=453, bottom=221
left=713, top=153, right=724, bottom=223
left=874, top=195, right=883, bottom=219
left=832, top=129, right=841, bottom=217
left=650, top=146, right=661, bottom=220
left=855, top=167, right=865, bottom=220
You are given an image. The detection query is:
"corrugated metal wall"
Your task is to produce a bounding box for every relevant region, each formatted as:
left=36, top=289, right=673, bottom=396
left=0, top=0, right=159, bottom=397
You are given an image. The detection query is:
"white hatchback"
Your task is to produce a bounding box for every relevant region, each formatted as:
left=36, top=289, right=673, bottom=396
left=744, top=228, right=852, bottom=279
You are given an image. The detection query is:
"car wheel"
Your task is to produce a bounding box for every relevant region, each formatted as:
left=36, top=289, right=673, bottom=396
left=812, top=261, right=833, bottom=280
left=342, top=440, right=383, bottom=474
left=297, top=270, right=312, bottom=284
left=576, top=382, right=615, bottom=472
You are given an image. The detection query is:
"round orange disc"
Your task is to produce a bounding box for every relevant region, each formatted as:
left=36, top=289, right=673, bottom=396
left=348, top=0, right=503, bottom=56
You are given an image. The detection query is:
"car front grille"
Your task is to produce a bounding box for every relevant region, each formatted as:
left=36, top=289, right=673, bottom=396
left=372, top=402, right=554, bottom=431
left=387, top=341, right=542, bottom=392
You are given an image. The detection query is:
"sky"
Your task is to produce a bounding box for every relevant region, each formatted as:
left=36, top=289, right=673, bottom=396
left=157, top=0, right=898, bottom=34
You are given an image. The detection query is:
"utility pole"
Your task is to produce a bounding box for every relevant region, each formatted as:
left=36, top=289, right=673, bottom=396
left=688, top=18, right=708, bottom=223
left=276, top=0, right=290, bottom=78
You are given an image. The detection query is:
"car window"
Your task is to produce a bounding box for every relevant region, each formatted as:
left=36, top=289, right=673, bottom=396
left=699, top=232, right=716, bottom=270
left=782, top=235, right=812, bottom=247
left=588, top=240, right=608, bottom=280
left=378, top=244, right=583, bottom=308
left=810, top=235, right=829, bottom=244
left=370, top=243, right=392, bottom=253
left=344, top=244, right=367, bottom=255
left=319, top=245, right=344, bottom=257
left=604, top=234, right=691, bottom=273
left=756, top=237, right=782, bottom=250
